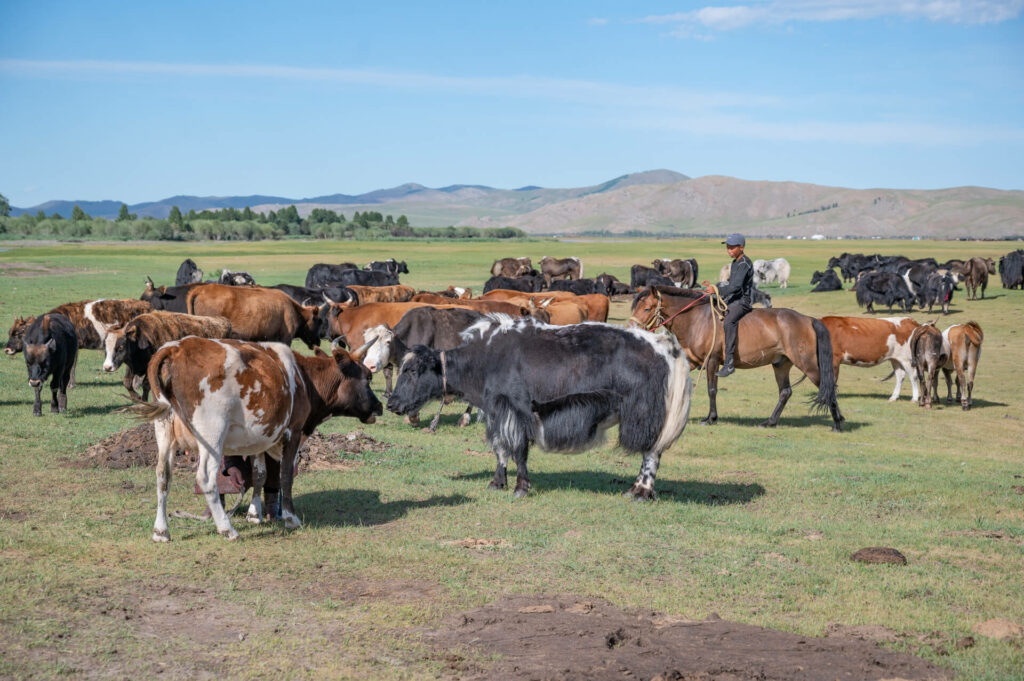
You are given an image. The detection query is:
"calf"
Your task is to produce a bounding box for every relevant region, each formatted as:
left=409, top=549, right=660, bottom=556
left=820, top=316, right=921, bottom=402
left=187, top=284, right=323, bottom=348
left=24, top=314, right=77, bottom=417
left=960, top=257, right=995, bottom=300
left=810, top=269, right=842, bottom=292
left=910, top=324, right=947, bottom=408
left=940, top=322, right=983, bottom=410
left=102, top=311, right=233, bottom=400
left=5, top=315, right=33, bottom=355
left=129, top=337, right=381, bottom=541
left=387, top=316, right=692, bottom=500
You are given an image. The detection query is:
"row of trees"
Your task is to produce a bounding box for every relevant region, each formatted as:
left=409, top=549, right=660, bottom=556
left=0, top=198, right=526, bottom=241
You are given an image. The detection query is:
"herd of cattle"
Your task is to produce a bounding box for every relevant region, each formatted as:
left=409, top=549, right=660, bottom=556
left=4, top=248, right=1016, bottom=541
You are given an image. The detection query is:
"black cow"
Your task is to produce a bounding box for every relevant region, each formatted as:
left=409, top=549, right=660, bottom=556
left=269, top=284, right=356, bottom=307
left=140, top=279, right=203, bottom=313
left=810, top=269, right=843, bottom=292
left=175, top=258, right=204, bottom=286
left=999, top=250, right=1024, bottom=289
left=922, top=272, right=956, bottom=314
left=631, top=265, right=677, bottom=290
left=387, top=316, right=692, bottom=500
left=367, top=259, right=409, bottom=276
left=23, top=313, right=77, bottom=417
left=219, top=269, right=257, bottom=286
left=595, top=273, right=631, bottom=296
left=483, top=272, right=546, bottom=293
left=549, top=278, right=605, bottom=296
left=854, top=272, right=915, bottom=313
left=306, top=264, right=397, bottom=288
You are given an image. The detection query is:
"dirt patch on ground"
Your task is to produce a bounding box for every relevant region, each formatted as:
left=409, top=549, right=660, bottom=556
left=0, top=261, right=83, bottom=277
left=427, top=595, right=952, bottom=680
left=73, top=425, right=388, bottom=471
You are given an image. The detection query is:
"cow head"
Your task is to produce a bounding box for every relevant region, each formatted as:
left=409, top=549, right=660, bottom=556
left=25, top=339, right=57, bottom=388
left=5, top=315, right=34, bottom=356
left=297, top=305, right=323, bottom=349
left=327, top=340, right=383, bottom=424
left=387, top=345, right=443, bottom=417
left=985, top=258, right=996, bottom=275
left=361, top=324, right=400, bottom=374
left=810, top=271, right=823, bottom=285
left=103, top=324, right=127, bottom=372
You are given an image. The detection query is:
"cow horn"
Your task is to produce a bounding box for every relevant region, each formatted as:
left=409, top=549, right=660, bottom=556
left=349, top=335, right=379, bottom=363
left=322, top=291, right=337, bottom=304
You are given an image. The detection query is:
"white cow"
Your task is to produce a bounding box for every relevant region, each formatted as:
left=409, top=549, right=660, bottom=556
left=753, top=258, right=791, bottom=288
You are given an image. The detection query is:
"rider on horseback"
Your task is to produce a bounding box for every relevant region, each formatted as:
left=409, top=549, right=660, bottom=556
left=711, top=233, right=754, bottom=378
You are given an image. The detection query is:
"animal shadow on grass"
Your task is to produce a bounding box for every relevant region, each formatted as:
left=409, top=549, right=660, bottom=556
left=450, top=468, right=765, bottom=505
left=719, top=414, right=863, bottom=431
left=837, top=393, right=1007, bottom=409
left=295, top=488, right=470, bottom=528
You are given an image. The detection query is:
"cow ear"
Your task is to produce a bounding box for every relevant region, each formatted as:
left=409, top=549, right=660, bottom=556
left=136, top=330, right=150, bottom=349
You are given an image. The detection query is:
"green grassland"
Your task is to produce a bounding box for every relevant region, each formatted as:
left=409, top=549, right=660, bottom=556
left=0, top=238, right=1021, bottom=680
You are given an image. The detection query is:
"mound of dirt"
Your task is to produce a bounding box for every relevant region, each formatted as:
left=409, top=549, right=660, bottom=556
left=428, top=595, right=952, bottom=681
left=77, top=425, right=389, bottom=472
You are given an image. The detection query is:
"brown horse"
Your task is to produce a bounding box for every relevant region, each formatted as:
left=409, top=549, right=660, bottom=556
left=539, top=256, right=583, bottom=285
left=629, top=286, right=843, bottom=431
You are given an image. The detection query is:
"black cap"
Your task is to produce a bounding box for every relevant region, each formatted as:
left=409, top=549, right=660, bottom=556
left=722, top=233, right=745, bottom=247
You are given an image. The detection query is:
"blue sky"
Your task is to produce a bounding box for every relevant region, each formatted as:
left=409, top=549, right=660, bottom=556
left=1, top=1, right=1022, bottom=207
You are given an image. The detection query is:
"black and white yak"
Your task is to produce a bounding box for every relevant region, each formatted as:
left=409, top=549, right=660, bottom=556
left=386, top=316, right=692, bottom=500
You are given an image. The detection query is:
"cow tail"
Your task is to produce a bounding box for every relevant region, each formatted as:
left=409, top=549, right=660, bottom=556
left=964, top=321, right=983, bottom=346
left=120, top=345, right=176, bottom=421
left=809, top=317, right=839, bottom=416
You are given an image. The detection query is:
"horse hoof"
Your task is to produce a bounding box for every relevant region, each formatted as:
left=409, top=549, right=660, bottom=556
left=700, top=418, right=716, bottom=426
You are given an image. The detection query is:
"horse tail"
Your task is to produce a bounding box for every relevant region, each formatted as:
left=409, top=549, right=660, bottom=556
left=809, top=317, right=839, bottom=416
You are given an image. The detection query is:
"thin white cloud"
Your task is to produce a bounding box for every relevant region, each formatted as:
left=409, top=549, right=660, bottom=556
left=588, top=17, right=609, bottom=25
left=639, top=0, right=1024, bottom=31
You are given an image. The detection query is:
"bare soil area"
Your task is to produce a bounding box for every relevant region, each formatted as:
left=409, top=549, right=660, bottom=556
left=427, top=594, right=953, bottom=681
left=0, top=261, right=83, bottom=277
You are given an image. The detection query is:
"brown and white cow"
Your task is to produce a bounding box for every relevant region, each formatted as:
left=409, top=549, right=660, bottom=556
left=940, top=322, right=984, bottom=410
left=103, top=311, right=233, bottom=399
left=410, top=292, right=548, bottom=320
left=490, top=257, right=533, bottom=278
left=186, top=283, right=323, bottom=348
left=819, top=316, right=922, bottom=402
left=129, top=337, right=382, bottom=541
left=343, top=284, right=416, bottom=305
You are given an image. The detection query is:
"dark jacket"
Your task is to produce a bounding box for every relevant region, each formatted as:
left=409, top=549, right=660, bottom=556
left=717, top=255, right=754, bottom=305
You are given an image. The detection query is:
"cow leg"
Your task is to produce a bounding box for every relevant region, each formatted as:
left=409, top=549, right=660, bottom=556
left=193, top=428, right=237, bottom=539
left=32, top=384, right=42, bottom=417
left=761, top=360, right=794, bottom=428
left=701, top=357, right=720, bottom=425
left=383, top=364, right=393, bottom=399
left=428, top=399, right=446, bottom=433
left=511, top=443, right=531, bottom=498
left=626, top=451, right=661, bottom=501
left=49, top=382, right=60, bottom=414
left=954, top=359, right=968, bottom=410
left=277, top=435, right=303, bottom=530
left=67, top=352, right=78, bottom=389
left=246, top=454, right=266, bottom=524
left=488, top=446, right=509, bottom=490
left=152, top=419, right=176, bottom=542
left=942, top=368, right=954, bottom=404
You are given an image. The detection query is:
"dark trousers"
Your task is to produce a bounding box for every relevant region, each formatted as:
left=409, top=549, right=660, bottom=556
left=721, top=300, right=752, bottom=368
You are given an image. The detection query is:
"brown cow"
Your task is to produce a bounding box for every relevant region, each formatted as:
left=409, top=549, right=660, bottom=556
left=820, top=316, right=921, bottom=402
left=343, top=284, right=416, bottom=305
left=5, top=316, right=34, bottom=356
left=186, top=284, right=322, bottom=349
left=128, top=337, right=381, bottom=541
left=959, top=257, right=996, bottom=300
left=103, top=311, right=233, bottom=399
left=910, top=323, right=947, bottom=408
left=539, top=256, right=583, bottom=285
left=940, top=322, right=983, bottom=409
left=490, top=257, right=533, bottom=278
left=410, top=293, right=548, bottom=320
left=481, top=290, right=588, bottom=324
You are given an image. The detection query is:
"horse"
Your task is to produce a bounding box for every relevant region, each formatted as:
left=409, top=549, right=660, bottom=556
left=539, top=256, right=583, bottom=285
left=629, top=286, right=843, bottom=431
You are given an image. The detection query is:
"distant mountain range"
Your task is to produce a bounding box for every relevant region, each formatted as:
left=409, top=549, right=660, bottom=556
left=12, top=169, right=1024, bottom=238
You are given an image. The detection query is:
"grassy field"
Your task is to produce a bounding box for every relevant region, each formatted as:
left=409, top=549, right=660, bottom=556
left=0, top=238, right=1021, bottom=680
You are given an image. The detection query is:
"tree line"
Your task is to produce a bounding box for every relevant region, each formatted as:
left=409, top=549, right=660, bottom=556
left=0, top=196, right=526, bottom=241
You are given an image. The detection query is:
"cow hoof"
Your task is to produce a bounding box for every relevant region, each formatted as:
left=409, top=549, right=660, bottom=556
left=246, top=513, right=262, bottom=525
left=32, top=411, right=42, bottom=417
left=700, top=418, right=716, bottom=426
left=458, top=414, right=471, bottom=428
left=282, top=512, right=302, bottom=530
left=152, top=529, right=170, bottom=542
left=962, top=405, right=971, bottom=411
left=831, top=424, right=843, bottom=433
left=625, top=486, right=656, bottom=502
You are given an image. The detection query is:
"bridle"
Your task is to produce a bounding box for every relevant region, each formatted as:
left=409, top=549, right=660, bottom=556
left=629, top=284, right=721, bottom=332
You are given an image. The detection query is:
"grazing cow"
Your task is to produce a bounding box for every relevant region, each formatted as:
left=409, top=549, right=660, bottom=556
left=306, top=263, right=396, bottom=288
left=269, top=283, right=355, bottom=307
left=490, top=257, right=533, bottom=278
left=631, top=264, right=675, bottom=290
left=819, top=316, right=922, bottom=402
left=23, top=313, right=77, bottom=417
left=366, top=259, right=409, bottom=276
left=344, top=284, right=416, bottom=305
left=129, top=337, right=381, bottom=541
left=219, top=269, right=257, bottom=286
left=810, top=269, right=843, bottom=292
left=102, top=311, right=233, bottom=400
left=387, top=316, right=692, bottom=500
left=910, top=324, right=947, bottom=408
left=940, top=322, right=983, bottom=410
left=483, top=274, right=545, bottom=293
left=595, top=273, right=631, bottom=296
left=186, top=284, right=323, bottom=348
left=539, top=256, right=583, bottom=285
left=752, top=258, right=791, bottom=288
left=960, top=257, right=995, bottom=300
left=998, top=250, right=1024, bottom=289
left=854, top=272, right=915, bottom=313
left=175, top=258, right=203, bottom=286
left=362, top=307, right=485, bottom=427
left=653, top=259, right=696, bottom=288
left=549, top=278, right=603, bottom=296
left=141, top=279, right=204, bottom=313
left=921, top=272, right=956, bottom=315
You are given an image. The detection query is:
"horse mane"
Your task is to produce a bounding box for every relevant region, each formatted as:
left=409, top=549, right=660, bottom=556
left=631, top=285, right=709, bottom=311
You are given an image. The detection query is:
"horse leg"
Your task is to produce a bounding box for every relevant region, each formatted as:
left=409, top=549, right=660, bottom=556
left=701, top=357, right=720, bottom=425
left=761, top=359, right=793, bottom=428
